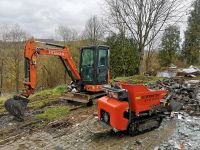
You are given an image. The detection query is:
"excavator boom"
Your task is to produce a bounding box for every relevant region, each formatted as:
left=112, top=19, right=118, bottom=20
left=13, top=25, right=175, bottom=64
left=22, top=39, right=80, bottom=97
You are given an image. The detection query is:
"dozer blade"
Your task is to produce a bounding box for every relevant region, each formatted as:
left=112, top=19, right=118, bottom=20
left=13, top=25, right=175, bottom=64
left=4, top=96, right=29, bottom=120
left=60, top=92, right=106, bottom=104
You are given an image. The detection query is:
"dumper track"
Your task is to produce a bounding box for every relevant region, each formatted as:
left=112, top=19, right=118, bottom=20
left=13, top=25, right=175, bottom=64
left=128, top=114, right=162, bottom=135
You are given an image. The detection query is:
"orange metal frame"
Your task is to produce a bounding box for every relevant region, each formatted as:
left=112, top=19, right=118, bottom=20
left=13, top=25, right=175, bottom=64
left=21, top=39, right=109, bottom=97
left=98, top=83, right=167, bottom=131
left=22, top=39, right=81, bottom=96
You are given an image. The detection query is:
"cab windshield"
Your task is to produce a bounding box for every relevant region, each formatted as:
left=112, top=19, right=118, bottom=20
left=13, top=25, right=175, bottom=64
left=82, top=49, right=94, bottom=66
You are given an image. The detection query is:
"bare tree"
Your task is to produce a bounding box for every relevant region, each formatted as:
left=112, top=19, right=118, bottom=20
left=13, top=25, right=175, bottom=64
left=83, top=15, right=104, bottom=44
left=0, top=41, right=4, bottom=96
left=6, top=24, right=27, bottom=93
left=0, top=24, right=10, bottom=95
left=144, top=26, right=161, bottom=72
left=56, top=25, right=77, bottom=44
left=105, top=0, right=185, bottom=73
left=55, top=25, right=78, bottom=83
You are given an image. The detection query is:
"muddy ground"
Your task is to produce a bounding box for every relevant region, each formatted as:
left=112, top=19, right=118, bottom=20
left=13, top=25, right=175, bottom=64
left=0, top=105, right=177, bottom=150
left=0, top=78, right=200, bottom=150
left=0, top=101, right=199, bottom=150
left=0, top=93, right=181, bottom=150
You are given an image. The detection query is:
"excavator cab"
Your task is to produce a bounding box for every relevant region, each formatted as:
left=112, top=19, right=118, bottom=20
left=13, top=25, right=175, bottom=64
left=80, top=45, right=109, bottom=85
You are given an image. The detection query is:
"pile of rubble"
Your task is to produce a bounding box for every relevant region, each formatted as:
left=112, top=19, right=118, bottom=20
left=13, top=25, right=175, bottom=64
left=148, top=78, right=200, bottom=116
left=157, top=112, right=200, bottom=150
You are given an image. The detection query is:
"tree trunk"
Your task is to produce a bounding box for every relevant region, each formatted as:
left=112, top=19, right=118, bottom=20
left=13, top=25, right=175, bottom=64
left=138, top=45, right=145, bottom=74
left=15, top=58, right=20, bottom=93
left=145, top=51, right=152, bottom=72
left=122, top=32, right=126, bottom=77
left=0, top=59, right=4, bottom=96
left=139, top=53, right=144, bottom=74
left=145, top=59, right=149, bottom=72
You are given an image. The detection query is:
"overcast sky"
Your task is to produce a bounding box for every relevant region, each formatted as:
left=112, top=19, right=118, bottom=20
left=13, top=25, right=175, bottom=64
left=0, top=0, right=103, bottom=38
left=0, top=0, right=192, bottom=40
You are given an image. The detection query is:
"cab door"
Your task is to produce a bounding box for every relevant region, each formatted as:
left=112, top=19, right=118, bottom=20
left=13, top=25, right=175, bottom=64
left=80, top=48, right=95, bottom=84
left=97, top=48, right=109, bottom=84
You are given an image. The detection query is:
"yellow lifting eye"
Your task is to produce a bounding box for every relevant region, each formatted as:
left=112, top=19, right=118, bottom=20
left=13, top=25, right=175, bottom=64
left=135, top=96, right=141, bottom=100
left=32, top=55, right=37, bottom=65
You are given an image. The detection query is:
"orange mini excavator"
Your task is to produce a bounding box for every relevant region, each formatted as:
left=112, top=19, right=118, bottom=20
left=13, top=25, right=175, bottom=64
left=5, top=39, right=110, bottom=119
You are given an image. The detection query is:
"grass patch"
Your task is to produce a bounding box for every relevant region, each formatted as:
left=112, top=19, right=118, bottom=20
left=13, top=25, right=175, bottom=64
left=0, top=96, right=9, bottom=106
left=35, top=106, right=70, bottom=121
left=31, top=86, right=66, bottom=98
left=29, top=85, right=66, bottom=110
left=0, top=86, right=67, bottom=115
left=0, top=97, right=6, bottom=107
left=114, top=75, right=165, bottom=84
left=0, top=96, right=11, bottom=114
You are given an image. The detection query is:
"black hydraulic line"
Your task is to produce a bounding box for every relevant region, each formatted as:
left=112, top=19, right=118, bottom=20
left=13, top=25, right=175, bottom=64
left=35, top=41, right=65, bottom=48
left=35, top=41, right=77, bottom=82
left=102, top=86, right=126, bottom=93
left=45, top=42, right=65, bottom=49
left=127, top=92, right=132, bottom=130
left=45, top=42, right=77, bottom=82
left=59, top=56, right=76, bottom=82
left=24, top=58, right=30, bottom=82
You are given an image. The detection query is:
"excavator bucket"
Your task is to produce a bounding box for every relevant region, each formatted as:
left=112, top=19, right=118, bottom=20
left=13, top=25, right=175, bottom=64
left=4, top=96, right=29, bottom=121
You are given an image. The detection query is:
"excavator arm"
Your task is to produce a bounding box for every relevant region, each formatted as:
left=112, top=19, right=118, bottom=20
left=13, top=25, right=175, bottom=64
left=4, top=39, right=82, bottom=120
left=21, top=39, right=81, bottom=97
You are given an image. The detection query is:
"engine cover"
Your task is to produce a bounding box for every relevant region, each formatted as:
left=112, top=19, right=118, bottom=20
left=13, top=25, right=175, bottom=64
left=97, top=96, right=129, bottom=131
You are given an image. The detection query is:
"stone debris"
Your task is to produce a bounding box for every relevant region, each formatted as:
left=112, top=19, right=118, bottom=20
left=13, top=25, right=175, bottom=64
left=157, top=112, right=200, bottom=150
left=148, top=78, right=200, bottom=115
left=154, top=78, right=200, bottom=150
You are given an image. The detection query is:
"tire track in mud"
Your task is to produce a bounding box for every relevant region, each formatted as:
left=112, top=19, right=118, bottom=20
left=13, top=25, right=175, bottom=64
left=0, top=116, right=177, bottom=150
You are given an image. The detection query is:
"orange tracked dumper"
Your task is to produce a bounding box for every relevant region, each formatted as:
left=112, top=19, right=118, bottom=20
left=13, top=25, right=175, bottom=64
left=97, top=83, right=167, bottom=135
